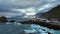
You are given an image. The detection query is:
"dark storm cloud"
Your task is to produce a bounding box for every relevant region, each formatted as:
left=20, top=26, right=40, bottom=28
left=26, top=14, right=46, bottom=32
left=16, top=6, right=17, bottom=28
left=0, top=0, right=60, bottom=18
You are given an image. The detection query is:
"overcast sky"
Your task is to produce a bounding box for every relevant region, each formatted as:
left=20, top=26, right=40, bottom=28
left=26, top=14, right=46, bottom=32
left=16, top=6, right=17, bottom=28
left=0, top=0, right=60, bottom=18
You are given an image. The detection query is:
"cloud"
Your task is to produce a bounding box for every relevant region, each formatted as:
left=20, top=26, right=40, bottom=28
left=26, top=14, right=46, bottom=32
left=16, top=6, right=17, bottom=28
left=0, top=0, right=60, bottom=9
left=0, top=0, right=60, bottom=8
left=0, top=0, right=43, bottom=9
left=11, top=7, right=36, bottom=13
left=0, top=0, right=60, bottom=18
left=37, top=0, right=60, bottom=13
left=0, top=12, right=23, bottom=18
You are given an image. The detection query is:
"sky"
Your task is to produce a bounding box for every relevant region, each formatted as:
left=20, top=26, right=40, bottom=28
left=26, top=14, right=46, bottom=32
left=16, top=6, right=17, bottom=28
left=0, top=0, right=60, bottom=18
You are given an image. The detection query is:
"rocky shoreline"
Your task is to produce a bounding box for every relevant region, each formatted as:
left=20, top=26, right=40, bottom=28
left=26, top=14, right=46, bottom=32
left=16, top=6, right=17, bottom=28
left=20, top=19, right=60, bottom=30
left=0, top=16, right=60, bottom=30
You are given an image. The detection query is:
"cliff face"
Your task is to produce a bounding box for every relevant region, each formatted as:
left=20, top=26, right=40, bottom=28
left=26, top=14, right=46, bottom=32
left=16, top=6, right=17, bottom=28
left=43, top=5, right=60, bottom=20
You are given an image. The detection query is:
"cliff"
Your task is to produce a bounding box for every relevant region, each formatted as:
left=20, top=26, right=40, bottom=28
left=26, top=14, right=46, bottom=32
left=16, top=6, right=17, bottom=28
left=43, top=5, right=60, bottom=20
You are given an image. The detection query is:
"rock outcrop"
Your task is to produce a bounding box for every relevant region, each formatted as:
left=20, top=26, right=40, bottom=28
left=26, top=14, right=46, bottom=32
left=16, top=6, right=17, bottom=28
left=20, top=19, right=60, bottom=30
left=0, top=16, right=8, bottom=23
left=9, top=20, right=15, bottom=22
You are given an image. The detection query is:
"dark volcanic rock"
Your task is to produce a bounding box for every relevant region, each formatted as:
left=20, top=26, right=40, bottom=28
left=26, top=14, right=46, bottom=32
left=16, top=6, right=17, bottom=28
left=0, top=16, right=8, bottom=23
left=9, top=20, right=15, bottom=22
left=20, top=20, right=60, bottom=30
left=48, top=32, right=51, bottom=34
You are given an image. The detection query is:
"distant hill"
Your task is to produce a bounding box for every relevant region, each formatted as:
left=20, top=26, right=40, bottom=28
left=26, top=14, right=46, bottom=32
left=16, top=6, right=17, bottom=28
left=43, top=5, right=60, bottom=20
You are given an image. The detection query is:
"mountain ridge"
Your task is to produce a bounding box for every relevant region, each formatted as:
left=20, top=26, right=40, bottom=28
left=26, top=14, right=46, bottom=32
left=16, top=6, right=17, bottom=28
left=41, top=5, right=60, bottom=20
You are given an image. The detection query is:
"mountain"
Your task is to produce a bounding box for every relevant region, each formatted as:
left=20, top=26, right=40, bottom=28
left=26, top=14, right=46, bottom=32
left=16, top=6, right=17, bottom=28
left=41, top=5, right=60, bottom=20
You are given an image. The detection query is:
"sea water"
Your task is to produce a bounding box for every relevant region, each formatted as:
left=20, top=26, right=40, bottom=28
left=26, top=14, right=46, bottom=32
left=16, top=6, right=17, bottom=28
left=0, top=22, right=60, bottom=34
